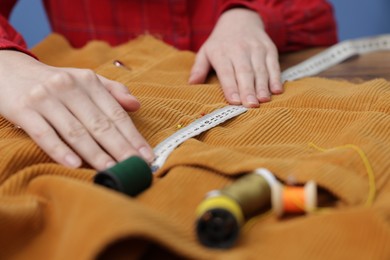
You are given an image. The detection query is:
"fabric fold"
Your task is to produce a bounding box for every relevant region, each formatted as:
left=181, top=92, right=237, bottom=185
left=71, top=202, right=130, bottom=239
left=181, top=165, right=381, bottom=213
left=1, top=34, right=390, bottom=259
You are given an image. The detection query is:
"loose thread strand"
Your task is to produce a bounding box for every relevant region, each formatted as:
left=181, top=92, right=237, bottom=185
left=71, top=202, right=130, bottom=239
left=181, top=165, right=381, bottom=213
left=308, top=142, right=376, bottom=207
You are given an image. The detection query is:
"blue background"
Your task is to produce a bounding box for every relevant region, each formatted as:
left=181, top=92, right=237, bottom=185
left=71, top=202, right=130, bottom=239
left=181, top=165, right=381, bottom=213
left=9, top=0, right=390, bottom=48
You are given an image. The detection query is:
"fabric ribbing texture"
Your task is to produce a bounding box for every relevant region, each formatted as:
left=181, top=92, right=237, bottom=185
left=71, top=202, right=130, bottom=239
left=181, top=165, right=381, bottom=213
left=1, top=34, right=390, bottom=259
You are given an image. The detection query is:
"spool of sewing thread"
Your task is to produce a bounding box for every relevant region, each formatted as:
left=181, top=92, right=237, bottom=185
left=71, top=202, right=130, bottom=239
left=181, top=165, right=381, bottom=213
left=94, top=156, right=153, bottom=197
left=273, top=181, right=317, bottom=216
left=195, top=168, right=280, bottom=248
left=195, top=192, right=244, bottom=249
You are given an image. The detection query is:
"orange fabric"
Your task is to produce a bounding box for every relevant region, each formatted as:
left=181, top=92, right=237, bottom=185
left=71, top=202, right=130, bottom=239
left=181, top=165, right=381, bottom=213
left=1, top=34, right=390, bottom=259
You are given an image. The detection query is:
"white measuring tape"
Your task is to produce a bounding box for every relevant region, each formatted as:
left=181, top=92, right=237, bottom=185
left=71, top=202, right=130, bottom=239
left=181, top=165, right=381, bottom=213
left=151, top=105, right=248, bottom=172
left=151, top=34, right=390, bottom=172
left=281, top=34, right=390, bottom=82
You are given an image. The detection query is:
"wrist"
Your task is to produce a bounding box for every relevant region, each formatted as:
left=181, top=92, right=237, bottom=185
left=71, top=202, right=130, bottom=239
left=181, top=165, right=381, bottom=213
left=216, top=7, right=265, bottom=31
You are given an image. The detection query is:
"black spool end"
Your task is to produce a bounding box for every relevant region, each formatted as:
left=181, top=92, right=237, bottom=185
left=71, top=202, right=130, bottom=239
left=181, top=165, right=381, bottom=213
left=94, top=156, right=152, bottom=197
left=196, top=208, right=240, bottom=249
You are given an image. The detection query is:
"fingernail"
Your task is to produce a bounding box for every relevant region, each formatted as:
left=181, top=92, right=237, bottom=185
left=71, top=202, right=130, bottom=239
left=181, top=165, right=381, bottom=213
left=188, top=72, right=199, bottom=84
left=127, top=93, right=139, bottom=102
left=231, top=93, right=241, bottom=104
left=106, top=160, right=116, bottom=169
left=258, top=95, right=271, bottom=103
left=272, top=83, right=284, bottom=94
left=64, top=154, right=81, bottom=168
left=246, top=95, right=259, bottom=105
left=139, top=146, right=155, bottom=162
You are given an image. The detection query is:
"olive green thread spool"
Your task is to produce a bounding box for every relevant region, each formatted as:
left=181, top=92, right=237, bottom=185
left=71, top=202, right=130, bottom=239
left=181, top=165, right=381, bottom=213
left=94, top=156, right=152, bottom=197
left=195, top=168, right=279, bottom=249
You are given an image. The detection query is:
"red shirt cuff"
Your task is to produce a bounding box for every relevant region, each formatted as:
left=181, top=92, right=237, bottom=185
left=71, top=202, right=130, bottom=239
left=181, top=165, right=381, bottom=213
left=0, top=38, right=38, bottom=59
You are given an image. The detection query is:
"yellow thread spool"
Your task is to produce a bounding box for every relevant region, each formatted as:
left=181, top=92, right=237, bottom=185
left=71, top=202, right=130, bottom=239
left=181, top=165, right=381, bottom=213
left=196, top=193, right=244, bottom=249
left=195, top=168, right=279, bottom=248
left=196, top=194, right=245, bottom=225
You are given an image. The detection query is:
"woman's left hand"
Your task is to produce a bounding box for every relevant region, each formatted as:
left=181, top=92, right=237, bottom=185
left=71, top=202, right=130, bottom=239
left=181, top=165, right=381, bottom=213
left=189, top=8, right=283, bottom=108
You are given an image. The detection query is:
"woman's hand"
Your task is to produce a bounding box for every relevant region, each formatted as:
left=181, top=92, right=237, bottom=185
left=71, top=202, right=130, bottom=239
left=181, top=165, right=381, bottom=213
left=189, top=8, right=283, bottom=108
left=0, top=50, right=154, bottom=170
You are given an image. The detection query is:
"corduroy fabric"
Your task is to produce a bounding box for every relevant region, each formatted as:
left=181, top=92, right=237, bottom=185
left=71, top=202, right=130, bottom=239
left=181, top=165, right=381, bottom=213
left=1, top=34, right=390, bottom=259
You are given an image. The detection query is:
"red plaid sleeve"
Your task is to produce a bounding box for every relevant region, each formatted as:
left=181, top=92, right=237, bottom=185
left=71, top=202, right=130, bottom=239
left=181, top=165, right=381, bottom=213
left=0, top=2, right=36, bottom=57
left=218, top=0, right=338, bottom=52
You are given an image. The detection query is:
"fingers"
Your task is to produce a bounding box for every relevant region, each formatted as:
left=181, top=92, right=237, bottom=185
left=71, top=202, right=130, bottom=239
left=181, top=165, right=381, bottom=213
left=61, top=71, right=154, bottom=165
left=205, top=41, right=282, bottom=108
left=23, top=99, right=114, bottom=170
left=194, top=8, right=283, bottom=107
left=251, top=47, right=271, bottom=103
left=97, top=75, right=141, bottom=112
left=188, top=50, right=211, bottom=84
left=96, top=82, right=153, bottom=162
left=265, top=50, right=283, bottom=95
left=19, top=69, right=153, bottom=170
left=18, top=110, right=83, bottom=168
left=233, top=50, right=259, bottom=107
left=208, top=52, right=242, bottom=105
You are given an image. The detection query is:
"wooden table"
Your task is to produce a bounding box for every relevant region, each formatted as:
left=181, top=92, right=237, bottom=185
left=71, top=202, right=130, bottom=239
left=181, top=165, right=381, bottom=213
left=280, top=48, right=390, bottom=82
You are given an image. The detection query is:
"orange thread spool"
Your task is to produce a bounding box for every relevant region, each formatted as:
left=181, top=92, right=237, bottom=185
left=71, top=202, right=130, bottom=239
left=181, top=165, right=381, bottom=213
left=273, top=181, right=317, bottom=216
left=283, top=186, right=306, bottom=213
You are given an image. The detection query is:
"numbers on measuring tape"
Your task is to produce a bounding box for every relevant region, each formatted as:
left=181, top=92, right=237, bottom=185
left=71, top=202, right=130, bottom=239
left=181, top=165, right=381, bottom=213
left=151, top=34, right=390, bottom=173
left=151, top=106, right=248, bottom=172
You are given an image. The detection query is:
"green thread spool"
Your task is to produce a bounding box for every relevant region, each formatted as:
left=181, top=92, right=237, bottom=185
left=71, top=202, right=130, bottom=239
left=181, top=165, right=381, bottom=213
left=195, top=168, right=278, bottom=249
left=94, top=156, right=152, bottom=196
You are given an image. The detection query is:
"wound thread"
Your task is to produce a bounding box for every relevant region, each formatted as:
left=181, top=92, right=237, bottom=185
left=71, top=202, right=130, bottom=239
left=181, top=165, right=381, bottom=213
left=195, top=168, right=319, bottom=248
left=94, top=156, right=152, bottom=197
left=274, top=181, right=317, bottom=216
left=195, top=168, right=277, bottom=248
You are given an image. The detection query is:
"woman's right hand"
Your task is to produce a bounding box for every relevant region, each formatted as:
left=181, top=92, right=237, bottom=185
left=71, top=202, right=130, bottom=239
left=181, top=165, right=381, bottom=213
left=0, top=50, right=154, bottom=170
